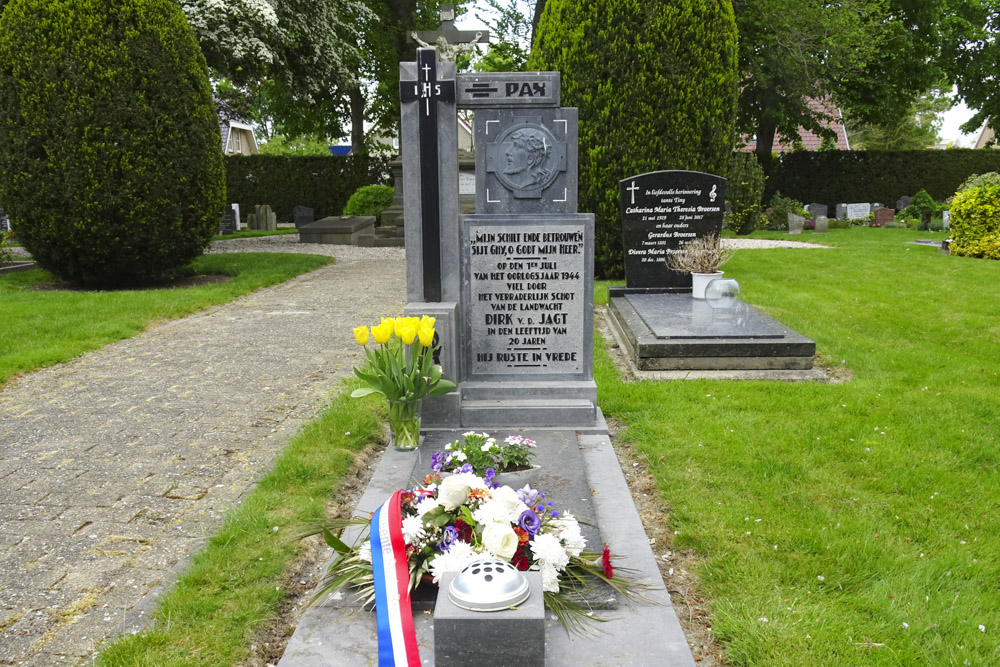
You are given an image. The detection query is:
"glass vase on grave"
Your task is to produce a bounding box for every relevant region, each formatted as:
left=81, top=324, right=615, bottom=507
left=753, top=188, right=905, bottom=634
left=387, top=397, right=422, bottom=451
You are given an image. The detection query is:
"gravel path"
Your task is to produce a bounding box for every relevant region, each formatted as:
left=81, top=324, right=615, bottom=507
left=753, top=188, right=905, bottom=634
left=0, top=239, right=404, bottom=664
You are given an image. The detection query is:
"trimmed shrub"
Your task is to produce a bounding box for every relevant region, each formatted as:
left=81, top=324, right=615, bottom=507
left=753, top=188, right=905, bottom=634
left=0, top=0, right=225, bottom=285
left=225, top=155, right=388, bottom=222
left=898, top=189, right=941, bottom=220
left=762, top=149, right=1000, bottom=208
left=948, top=186, right=1000, bottom=260
left=529, top=0, right=738, bottom=277
left=342, top=185, right=394, bottom=220
left=725, top=152, right=766, bottom=235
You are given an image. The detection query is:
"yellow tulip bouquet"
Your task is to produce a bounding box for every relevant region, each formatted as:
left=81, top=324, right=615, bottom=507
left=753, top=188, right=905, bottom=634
left=351, top=316, right=457, bottom=449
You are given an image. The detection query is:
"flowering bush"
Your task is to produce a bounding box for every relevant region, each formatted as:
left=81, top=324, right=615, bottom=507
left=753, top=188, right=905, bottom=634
left=431, top=432, right=536, bottom=478
left=314, top=471, right=644, bottom=632
left=350, top=316, right=456, bottom=402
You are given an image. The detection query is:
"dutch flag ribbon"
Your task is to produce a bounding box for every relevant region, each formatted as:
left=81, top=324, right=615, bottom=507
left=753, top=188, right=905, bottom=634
left=370, top=490, right=420, bottom=666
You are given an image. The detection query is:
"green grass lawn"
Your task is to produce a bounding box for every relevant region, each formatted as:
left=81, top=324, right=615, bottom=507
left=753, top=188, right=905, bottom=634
left=597, top=227, right=1000, bottom=664
left=210, top=228, right=299, bottom=241
left=0, top=252, right=331, bottom=387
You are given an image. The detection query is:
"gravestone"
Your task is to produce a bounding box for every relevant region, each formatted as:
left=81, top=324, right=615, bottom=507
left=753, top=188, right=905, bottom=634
left=219, top=208, right=237, bottom=235
left=835, top=203, right=847, bottom=219
left=293, top=206, right=314, bottom=228
left=814, top=215, right=829, bottom=233
left=788, top=213, right=804, bottom=234
left=920, top=210, right=931, bottom=230
left=943, top=210, right=951, bottom=229
left=873, top=208, right=894, bottom=227
left=806, top=203, right=827, bottom=220
left=398, top=49, right=595, bottom=428
left=245, top=213, right=257, bottom=229
left=617, top=171, right=726, bottom=292
left=0, top=208, right=9, bottom=233
left=298, top=216, right=374, bottom=245
left=896, top=195, right=912, bottom=211
left=254, top=204, right=277, bottom=231
left=231, top=203, right=241, bottom=230
left=846, top=203, right=871, bottom=220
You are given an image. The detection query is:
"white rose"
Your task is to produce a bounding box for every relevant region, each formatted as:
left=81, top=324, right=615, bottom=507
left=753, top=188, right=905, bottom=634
left=438, top=475, right=472, bottom=510
left=491, top=485, right=527, bottom=519
left=481, top=523, right=519, bottom=561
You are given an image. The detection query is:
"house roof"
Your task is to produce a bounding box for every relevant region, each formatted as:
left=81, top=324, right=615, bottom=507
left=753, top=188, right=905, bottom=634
left=739, top=98, right=851, bottom=153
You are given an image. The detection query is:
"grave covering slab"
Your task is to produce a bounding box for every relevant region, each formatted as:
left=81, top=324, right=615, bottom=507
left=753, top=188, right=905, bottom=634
left=626, top=293, right=786, bottom=339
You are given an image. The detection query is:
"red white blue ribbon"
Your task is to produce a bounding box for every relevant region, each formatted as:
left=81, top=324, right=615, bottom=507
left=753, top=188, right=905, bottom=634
left=370, top=490, right=420, bottom=666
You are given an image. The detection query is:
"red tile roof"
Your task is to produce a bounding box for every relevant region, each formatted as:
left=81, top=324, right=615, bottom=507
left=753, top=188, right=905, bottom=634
left=739, top=98, right=850, bottom=153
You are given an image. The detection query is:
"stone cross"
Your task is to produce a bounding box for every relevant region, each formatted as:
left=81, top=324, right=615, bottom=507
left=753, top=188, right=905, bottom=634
left=410, top=4, right=489, bottom=62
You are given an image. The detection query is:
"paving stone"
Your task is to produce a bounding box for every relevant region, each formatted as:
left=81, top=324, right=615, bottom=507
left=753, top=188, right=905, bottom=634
left=0, top=250, right=406, bottom=663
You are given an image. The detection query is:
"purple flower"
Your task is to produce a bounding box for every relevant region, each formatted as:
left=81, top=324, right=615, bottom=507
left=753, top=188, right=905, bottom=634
left=518, top=509, right=541, bottom=536
left=436, top=526, right=458, bottom=552
left=430, top=451, right=444, bottom=472
left=458, top=462, right=473, bottom=474
left=551, top=511, right=560, bottom=518
left=517, top=485, right=540, bottom=506
left=484, top=467, right=496, bottom=486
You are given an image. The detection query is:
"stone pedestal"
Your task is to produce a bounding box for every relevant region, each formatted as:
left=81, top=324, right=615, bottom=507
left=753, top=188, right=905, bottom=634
left=434, top=571, right=544, bottom=666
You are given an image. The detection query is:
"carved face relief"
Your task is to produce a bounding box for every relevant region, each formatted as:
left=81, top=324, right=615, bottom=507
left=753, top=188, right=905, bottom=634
left=486, top=122, right=564, bottom=198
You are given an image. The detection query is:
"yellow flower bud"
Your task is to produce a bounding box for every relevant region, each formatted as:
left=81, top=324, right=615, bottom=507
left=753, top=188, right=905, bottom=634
left=394, top=317, right=408, bottom=337
left=372, top=318, right=393, bottom=344
left=353, top=326, right=370, bottom=345
left=399, top=324, right=417, bottom=345
left=417, top=325, right=435, bottom=347
left=420, top=315, right=436, bottom=329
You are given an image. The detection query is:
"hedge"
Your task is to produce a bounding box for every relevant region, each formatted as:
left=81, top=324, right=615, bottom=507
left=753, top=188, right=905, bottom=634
left=224, top=155, right=390, bottom=221
left=763, top=149, right=1000, bottom=207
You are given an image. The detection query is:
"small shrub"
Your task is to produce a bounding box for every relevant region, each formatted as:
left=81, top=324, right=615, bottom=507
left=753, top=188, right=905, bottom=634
left=764, top=192, right=806, bottom=231
left=665, top=234, right=735, bottom=274
left=948, top=185, right=1000, bottom=259
left=725, top=152, right=766, bottom=235
left=342, top=185, right=394, bottom=220
left=898, top=189, right=942, bottom=220
left=0, top=230, right=14, bottom=264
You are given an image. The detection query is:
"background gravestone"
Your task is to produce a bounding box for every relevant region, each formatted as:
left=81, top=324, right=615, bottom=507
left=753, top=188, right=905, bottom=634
left=231, top=203, right=241, bottom=230
left=293, top=206, right=315, bottom=228
left=943, top=210, right=951, bottom=229
left=873, top=208, right=894, bottom=227
left=0, top=208, right=9, bottom=233
left=806, top=203, right=827, bottom=220
left=835, top=203, right=847, bottom=219
left=788, top=213, right=804, bottom=234
left=617, top=171, right=725, bottom=292
left=219, top=208, right=237, bottom=235
left=845, top=203, right=871, bottom=220
left=814, top=215, right=829, bottom=233
left=896, top=195, right=912, bottom=211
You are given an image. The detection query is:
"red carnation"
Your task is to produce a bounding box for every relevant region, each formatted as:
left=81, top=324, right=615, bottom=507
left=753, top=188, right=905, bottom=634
left=602, top=543, right=613, bottom=579
left=454, top=519, right=473, bottom=542
left=511, top=546, right=531, bottom=571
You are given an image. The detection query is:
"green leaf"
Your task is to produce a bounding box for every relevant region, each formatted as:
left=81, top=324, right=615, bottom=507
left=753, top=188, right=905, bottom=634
left=428, top=379, right=457, bottom=396
left=323, top=527, right=351, bottom=555
left=349, top=386, right=382, bottom=398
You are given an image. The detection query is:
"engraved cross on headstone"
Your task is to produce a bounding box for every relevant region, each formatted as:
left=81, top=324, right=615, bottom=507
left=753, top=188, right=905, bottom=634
left=399, top=48, right=456, bottom=302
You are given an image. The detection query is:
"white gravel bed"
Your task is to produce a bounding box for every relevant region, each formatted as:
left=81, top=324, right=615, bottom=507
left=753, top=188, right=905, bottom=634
left=206, top=233, right=406, bottom=260
left=722, top=237, right=829, bottom=249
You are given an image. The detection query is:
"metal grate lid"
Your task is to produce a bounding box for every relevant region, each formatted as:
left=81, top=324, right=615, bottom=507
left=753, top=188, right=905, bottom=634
left=447, top=557, right=531, bottom=612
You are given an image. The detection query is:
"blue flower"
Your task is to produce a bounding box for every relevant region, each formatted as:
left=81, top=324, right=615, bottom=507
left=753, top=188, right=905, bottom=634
left=458, top=462, right=473, bottom=474
left=484, top=467, right=496, bottom=485
left=518, top=509, right=541, bottom=536
left=436, top=526, right=458, bottom=552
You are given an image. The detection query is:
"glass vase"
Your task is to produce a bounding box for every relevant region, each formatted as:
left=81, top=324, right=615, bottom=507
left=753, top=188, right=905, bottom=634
left=387, top=398, right=422, bottom=451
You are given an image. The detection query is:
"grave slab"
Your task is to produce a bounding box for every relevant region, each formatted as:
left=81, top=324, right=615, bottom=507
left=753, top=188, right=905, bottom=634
left=608, top=294, right=815, bottom=370
left=278, top=416, right=695, bottom=667
left=298, top=216, right=375, bottom=245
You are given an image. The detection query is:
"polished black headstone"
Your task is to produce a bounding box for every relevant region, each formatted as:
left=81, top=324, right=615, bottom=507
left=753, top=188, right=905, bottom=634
left=619, top=171, right=726, bottom=289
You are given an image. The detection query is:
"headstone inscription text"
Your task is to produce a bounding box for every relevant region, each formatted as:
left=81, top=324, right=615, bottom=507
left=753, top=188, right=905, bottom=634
left=846, top=203, right=871, bottom=220
left=464, top=217, right=590, bottom=376
left=619, top=171, right=726, bottom=289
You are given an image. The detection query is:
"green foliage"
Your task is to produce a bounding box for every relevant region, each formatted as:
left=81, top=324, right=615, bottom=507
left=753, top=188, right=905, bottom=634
left=473, top=0, right=533, bottom=72
left=225, top=155, right=388, bottom=221
left=725, top=153, right=766, bottom=235
left=529, top=0, right=739, bottom=277
left=258, top=135, right=335, bottom=157
left=848, top=85, right=953, bottom=150
left=764, top=192, right=807, bottom=231
left=897, top=188, right=943, bottom=219
left=762, top=149, right=1000, bottom=207
left=0, top=0, right=225, bottom=286
left=0, top=231, right=13, bottom=265
left=949, top=185, right=1000, bottom=259
left=955, top=171, right=1000, bottom=195
left=342, top=185, right=395, bottom=219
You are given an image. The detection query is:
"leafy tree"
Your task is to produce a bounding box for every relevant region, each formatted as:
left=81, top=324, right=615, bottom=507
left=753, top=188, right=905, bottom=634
left=529, top=0, right=739, bottom=277
left=258, top=135, right=336, bottom=156
left=953, top=3, right=1000, bottom=139
left=0, top=0, right=225, bottom=285
left=473, top=0, right=533, bottom=72
left=848, top=86, right=953, bottom=150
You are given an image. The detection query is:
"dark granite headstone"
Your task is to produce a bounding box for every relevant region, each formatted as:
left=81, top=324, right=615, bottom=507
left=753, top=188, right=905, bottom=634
left=0, top=208, right=9, bottom=233
left=873, top=208, right=894, bottom=227
left=293, top=206, right=314, bottom=228
left=219, top=208, right=237, bottom=235
left=896, top=195, right=912, bottom=211
left=806, top=203, right=827, bottom=220
left=619, top=170, right=726, bottom=290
